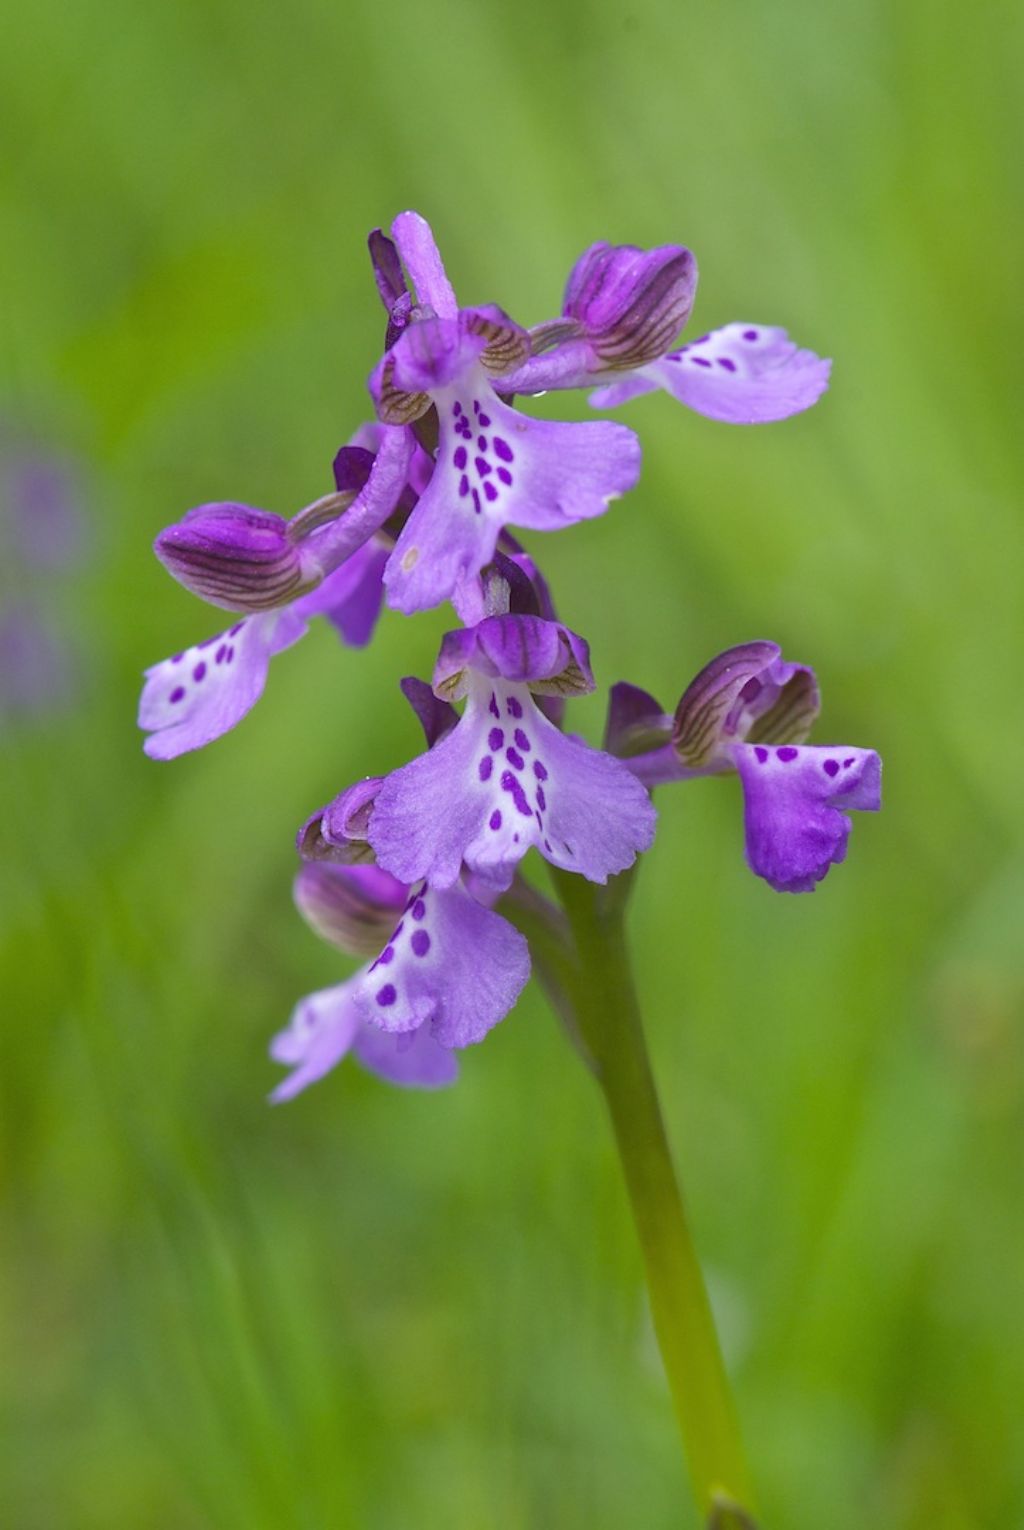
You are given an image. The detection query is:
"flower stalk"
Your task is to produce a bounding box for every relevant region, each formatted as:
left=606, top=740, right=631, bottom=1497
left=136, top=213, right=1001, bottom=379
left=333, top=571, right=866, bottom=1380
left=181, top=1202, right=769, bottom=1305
left=548, top=865, right=757, bottom=1527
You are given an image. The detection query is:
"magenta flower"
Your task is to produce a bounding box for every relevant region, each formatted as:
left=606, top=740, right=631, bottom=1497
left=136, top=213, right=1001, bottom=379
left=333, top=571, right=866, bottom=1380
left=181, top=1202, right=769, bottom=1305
left=368, top=213, right=642, bottom=613
left=366, top=612, right=656, bottom=890
left=612, top=641, right=881, bottom=892
left=138, top=428, right=415, bottom=759
left=502, top=239, right=831, bottom=425
left=270, top=860, right=529, bottom=1100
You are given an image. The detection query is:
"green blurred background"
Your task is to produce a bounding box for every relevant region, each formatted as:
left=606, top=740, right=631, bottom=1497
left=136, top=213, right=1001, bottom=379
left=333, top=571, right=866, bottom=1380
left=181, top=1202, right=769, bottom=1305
left=2, top=0, right=1022, bottom=1525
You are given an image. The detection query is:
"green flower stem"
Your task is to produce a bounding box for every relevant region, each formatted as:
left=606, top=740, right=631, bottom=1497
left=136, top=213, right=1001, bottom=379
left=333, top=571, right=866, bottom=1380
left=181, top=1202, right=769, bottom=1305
left=548, top=866, right=756, bottom=1528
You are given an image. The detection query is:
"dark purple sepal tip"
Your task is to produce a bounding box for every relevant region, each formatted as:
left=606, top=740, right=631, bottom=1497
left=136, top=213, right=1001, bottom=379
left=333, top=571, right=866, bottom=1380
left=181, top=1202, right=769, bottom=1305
left=332, top=445, right=376, bottom=497
left=368, top=229, right=408, bottom=313
left=400, top=676, right=459, bottom=748
left=605, top=681, right=673, bottom=757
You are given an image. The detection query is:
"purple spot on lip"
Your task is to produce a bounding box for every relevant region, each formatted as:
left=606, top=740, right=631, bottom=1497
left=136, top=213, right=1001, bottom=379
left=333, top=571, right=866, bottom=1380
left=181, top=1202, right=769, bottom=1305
left=483, top=481, right=498, bottom=502
left=497, top=467, right=513, bottom=486
left=501, top=770, right=533, bottom=817
left=507, top=696, right=523, bottom=719
left=215, top=644, right=227, bottom=664
left=718, top=358, right=736, bottom=372
left=843, top=757, right=855, bottom=768
left=488, top=692, right=500, bottom=718
left=459, top=474, right=470, bottom=497
left=478, top=412, right=491, bottom=427
left=453, top=445, right=467, bottom=470
left=453, top=402, right=463, bottom=416
left=224, top=646, right=235, bottom=663
left=479, top=756, right=493, bottom=782
left=493, top=437, right=514, bottom=463
left=411, top=930, right=430, bottom=957
left=533, top=760, right=548, bottom=781
left=754, top=746, right=769, bottom=763
left=411, top=900, right=426, bottom=921
left=475, top=456, right=492, bottom=477
left=777, top=746, right=799, bottom=762
left=376, top=984, right=397, bottom=1007
left=229, top=623, right=244, bottom=636
left=169, top=686, right=186, bottom=704
left=536, top=786, right=547, bottom=811
left=506, top=747, right=525, bottom=770
left=823, top=758, right=840, bottom=778
left=477, top=435, right=488, bottom=450
left=193, top=662, right=206, bottom=682
left=743, top=329, right=759, bottom=341
left=171, top=653, right=184, bottom=664
left=471, top=489, right=481, bottom=515
left=692, top=357, right=712, bottom=367
left=377, top=945, right=395, bottom=965
left=514, top=729, right=531, bottom=751
left=489, top=809, right=502, bottom=830
left=488, top=727, right=504, bottom=751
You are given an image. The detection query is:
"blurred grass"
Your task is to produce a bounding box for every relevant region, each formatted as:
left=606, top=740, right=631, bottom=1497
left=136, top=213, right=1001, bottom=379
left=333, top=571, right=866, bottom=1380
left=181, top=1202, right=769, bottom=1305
left=1, top=0, right=1022, bottom=1525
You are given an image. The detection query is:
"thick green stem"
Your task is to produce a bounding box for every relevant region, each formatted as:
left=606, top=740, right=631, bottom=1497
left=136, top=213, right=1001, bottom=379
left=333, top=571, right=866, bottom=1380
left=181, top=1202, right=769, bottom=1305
left=550, top=868, right=756, bottom=1528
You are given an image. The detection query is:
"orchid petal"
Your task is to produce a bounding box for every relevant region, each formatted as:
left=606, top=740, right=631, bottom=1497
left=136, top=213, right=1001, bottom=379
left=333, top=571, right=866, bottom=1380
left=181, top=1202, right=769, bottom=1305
left=351, top=880, right=530, bottom=1048
left=391, top=211, right=458, bottom=319
left=138, top=609, right=306, bottom=760
left=733, top=742, right=881, bottom=893
left=269, top=981, right=362, bottom=1102
left=384, top=369, right=639, bottom=614
left=368, top=678, right=655, bottom=890
left=592, top=324, right=831, bottom=424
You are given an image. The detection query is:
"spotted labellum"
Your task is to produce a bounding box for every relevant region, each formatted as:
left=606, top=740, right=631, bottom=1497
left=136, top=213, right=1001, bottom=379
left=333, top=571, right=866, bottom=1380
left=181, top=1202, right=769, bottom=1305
left=139, top=209, right=880, bottom=1100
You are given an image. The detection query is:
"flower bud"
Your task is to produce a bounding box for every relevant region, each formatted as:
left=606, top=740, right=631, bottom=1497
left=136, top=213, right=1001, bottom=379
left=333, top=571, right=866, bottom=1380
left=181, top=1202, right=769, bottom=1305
left=563, top=242, right=698, bottom=369
left=155, top=504, right=312, bottom=613
left=293, top=862, right=406, bottom=957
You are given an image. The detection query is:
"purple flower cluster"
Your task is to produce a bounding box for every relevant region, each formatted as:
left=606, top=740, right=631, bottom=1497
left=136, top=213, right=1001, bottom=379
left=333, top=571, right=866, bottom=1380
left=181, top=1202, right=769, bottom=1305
left=139, top=212, right=881, bottom=1098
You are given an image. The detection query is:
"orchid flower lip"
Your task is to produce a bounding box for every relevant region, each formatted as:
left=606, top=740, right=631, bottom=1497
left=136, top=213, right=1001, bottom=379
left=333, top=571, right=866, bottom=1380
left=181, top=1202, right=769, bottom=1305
left=367, top=668, right=657, bottom=893
left=733, top=742, right=881, bottom=893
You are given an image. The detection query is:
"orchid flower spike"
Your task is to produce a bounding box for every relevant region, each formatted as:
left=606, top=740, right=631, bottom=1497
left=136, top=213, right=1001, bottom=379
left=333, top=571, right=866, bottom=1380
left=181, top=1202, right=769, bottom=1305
left=611, top=641, right=881, bottom=892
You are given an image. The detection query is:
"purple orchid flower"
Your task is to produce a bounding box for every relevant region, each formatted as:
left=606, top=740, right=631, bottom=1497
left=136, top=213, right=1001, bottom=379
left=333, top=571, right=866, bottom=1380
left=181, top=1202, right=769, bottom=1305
left=501, top=239, right=831, bottom=425
left=365, top=611, right=656, bottom=890
left=611, top=641, right=880, bottom=892
left=366, top=212, right=642, bottom=614
left=270, top=860, right=530, bottom=1100
left=137, top=428, right=417, bottom=760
